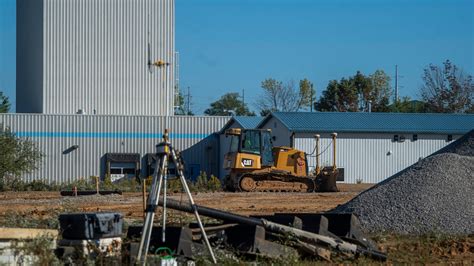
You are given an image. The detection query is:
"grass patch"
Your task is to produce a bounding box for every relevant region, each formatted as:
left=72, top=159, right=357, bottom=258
left=0, top=171, right=224, bottom=193
left=0, top=202, right=80, bottom=229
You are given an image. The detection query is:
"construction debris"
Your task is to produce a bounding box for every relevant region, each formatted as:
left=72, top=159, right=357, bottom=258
left=60, top=190, right=122, bottom=196
left=148, top=198, right=387, bottom=261
left=333, top=130, right=474, bottom=235
left=0, top=228, right=58, bottom=265
left=57, top=212, right=124, bottom=260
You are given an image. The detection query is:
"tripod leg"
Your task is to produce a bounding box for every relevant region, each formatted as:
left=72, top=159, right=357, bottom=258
left=170, top=147, right=217, bottom=264
left=137, top=153, right=168, bottom=264
left=162, top=174, right=167, bottom=242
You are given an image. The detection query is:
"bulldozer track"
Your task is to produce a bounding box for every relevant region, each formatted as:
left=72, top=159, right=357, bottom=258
left=237, top=173, right=315, bottom=192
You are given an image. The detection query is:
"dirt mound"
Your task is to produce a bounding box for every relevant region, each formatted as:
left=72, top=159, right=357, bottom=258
left=333, top=130, right=474, bottom=235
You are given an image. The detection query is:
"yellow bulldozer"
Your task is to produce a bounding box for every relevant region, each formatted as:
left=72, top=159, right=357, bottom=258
left=223, top=128, right=339, bottom=192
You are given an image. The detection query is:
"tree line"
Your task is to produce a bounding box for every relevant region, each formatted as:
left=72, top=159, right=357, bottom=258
left=186, top=60, right=473, bottom=116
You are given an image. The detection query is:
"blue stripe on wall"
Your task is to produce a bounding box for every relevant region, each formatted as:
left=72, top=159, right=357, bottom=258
left=14, top=132, right=210, bottom=139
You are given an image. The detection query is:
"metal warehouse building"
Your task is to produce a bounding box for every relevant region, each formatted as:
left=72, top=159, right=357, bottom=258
left=2, top=112, right=472, bottom=184
left=10, top=0, right=474, bottom=186
left=220, top=113, right=474, bottom=184
left=0, top=114, right=228, bottom=183
left=17, top=0, right=175, bottom=116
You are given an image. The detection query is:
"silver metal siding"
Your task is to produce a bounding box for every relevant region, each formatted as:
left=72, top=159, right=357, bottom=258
left=294, top=133, right=459, bottom=183
left=18, top=0, right=175, bottom=115
left=0, top=114, right=229, bottom=183
left=16, top=0, right=44, bottom=113
left=259, top=117, right=292, bottom=147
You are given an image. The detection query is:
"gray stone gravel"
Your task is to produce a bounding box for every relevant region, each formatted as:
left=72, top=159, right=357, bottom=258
left=332, top=130, right=474, bottom=235
left=431, top=129, right=474, bottom=157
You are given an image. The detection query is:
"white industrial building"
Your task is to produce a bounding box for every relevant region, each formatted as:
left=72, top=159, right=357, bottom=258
left=17, top=0, right=175, bottom=116
left=7, top=0, right=474, bottom=185
left=254, top=112, right=474, bottom=183
left=2, top=112, right=472, bottom=184
left=0, top=114, right=228, bottom=183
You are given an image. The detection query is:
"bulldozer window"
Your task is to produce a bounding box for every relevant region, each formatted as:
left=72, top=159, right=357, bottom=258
left=229, top=135, right=239, bottom=153
left=261, top=131, right=274, bottom=166
left=242, top=130, right=261, bottom=154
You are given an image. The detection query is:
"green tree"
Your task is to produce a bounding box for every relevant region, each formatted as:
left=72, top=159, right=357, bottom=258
left=174, top=92, right=194, bottom=115
left=0, top=125, right=42, bottom=180
left=317, top=70, right=391, bottom=112
left=0, top=92, right=10, bottom=113
left=367, top=70, right=392, bottom=112
left=257, top=78, right=316, bottom=115
left=298, top=78, right=316, bottom=111
left=204, top=92, right=255, bottom=116
left=174, top=88, right=194, bottom=115
left=317, top=78, right=359, bottom=112
left=420, top=60, right=473, bottom=113
left=390, top=97, right=428, bottom=113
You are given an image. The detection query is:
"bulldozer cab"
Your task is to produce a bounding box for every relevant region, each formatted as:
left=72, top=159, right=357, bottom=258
left=225, top=129, right=274, bottom=168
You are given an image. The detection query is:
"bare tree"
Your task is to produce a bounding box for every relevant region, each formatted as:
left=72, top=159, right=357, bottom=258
left=256, top=78, right=315, bottom=115
left=420, top=60, right=473, bottom=113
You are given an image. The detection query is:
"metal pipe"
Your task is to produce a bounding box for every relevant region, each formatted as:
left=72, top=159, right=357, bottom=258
left=314, top=134, right=321, bottom=175
left=160, top=198, right=263, bottom=227
left=160, top=198, right=387, bottom=261
left=331, top=133, right=337, bottom=171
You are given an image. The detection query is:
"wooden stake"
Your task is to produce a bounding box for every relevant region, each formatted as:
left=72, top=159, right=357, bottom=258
left=95, top=176, right=100, bottom=195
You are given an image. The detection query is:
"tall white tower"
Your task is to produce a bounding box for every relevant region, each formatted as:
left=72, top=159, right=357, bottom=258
left=17, top=0, right=175, bottom=116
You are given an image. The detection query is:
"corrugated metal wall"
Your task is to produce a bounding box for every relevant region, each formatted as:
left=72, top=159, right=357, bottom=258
left=16, top=0, right=45, bottom=113
left=294, top=133, right=458, bottom=183
left=0, top=114, right=229, bottom=183
left=18, top=0, right=175, bottom=116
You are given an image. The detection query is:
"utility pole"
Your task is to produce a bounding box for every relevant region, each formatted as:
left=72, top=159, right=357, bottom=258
left=395, top=65, right=399, bottom=102
left=242, top=89, right=245, bottom=106
left=183, top=86, right=191, bottom=115
left=310, top=83, right=314, bottom=112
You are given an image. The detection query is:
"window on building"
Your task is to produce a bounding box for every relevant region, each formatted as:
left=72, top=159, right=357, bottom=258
left=393, top=135, right=399, bottom=142
left=447, top=135, right=453, bottom=142
left=105, top=153, right=140, bottom=182
left=412, top=134, right=418, bottom=141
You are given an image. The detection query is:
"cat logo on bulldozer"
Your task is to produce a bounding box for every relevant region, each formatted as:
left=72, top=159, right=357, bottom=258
left=241, top=159, right=253, bottom=167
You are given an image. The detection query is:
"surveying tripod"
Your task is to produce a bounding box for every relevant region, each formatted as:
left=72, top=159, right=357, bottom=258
left=137, top=129, right=217, bottom=264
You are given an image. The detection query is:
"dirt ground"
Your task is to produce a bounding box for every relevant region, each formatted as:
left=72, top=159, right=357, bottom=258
left=0, top=184, right=370, bottom=220
left=0, top=183, right=472, bottom=264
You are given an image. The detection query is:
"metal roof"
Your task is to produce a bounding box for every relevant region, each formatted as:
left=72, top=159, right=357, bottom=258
left=219, top=116, right=263, bottom=133
left=258, top=112, right=474, bottom=134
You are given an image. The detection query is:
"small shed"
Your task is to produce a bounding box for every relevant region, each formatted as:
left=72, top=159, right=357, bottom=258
left=256, top=112, right=474, bottom=183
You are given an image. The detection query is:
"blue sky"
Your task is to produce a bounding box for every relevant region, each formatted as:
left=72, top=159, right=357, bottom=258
left=1, top=0, right=473, bottom=113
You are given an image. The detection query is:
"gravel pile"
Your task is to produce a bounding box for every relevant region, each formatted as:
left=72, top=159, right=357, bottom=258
left=332, top=130, right=474, bottom=235
left=432, top=129, right=474, bottom=156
